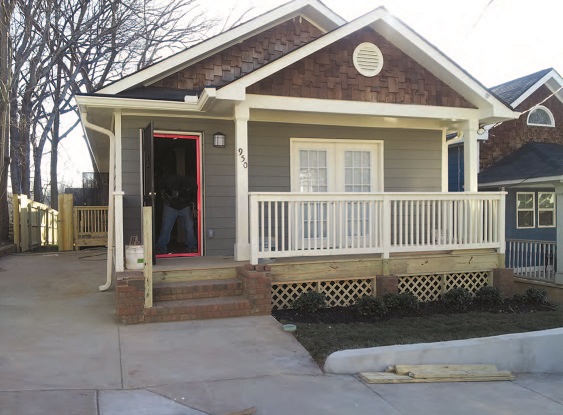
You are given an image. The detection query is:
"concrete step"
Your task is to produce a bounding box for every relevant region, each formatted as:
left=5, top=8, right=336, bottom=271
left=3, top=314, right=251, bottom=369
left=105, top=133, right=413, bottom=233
left=153, top=278, right=243, bottom=302
left=145, top=296, right=251, bottom=323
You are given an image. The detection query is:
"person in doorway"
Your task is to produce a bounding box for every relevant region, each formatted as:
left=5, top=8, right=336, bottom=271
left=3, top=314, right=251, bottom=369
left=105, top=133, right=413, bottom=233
left=155, top=175, right=198, bottom=254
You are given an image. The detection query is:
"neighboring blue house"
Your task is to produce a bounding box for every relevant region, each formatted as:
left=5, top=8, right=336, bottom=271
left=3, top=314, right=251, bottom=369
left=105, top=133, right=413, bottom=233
left=476, top=69, right=563, bottom=282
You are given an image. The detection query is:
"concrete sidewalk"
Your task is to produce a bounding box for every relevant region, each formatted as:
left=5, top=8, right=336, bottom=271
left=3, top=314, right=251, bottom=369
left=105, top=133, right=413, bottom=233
left=1, top=251, right=562, bottom=414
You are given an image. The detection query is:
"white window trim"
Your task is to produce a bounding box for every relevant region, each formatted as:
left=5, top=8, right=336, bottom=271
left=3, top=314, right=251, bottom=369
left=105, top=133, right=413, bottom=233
left=527, top=105, right=555, bottom=127
left=290, top=138, right=384, bottom=192
left=538, top=192, right=556, bottom=228
left=516, top=192, right=535, bottom=229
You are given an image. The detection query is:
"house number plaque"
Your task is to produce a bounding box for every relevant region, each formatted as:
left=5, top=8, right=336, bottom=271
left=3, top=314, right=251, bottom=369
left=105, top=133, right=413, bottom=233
left=238, top=148, right=248, bottom=169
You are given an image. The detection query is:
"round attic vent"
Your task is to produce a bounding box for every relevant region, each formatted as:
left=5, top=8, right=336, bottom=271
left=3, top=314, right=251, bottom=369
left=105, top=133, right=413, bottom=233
left=353, top=42, right=383, bottom=77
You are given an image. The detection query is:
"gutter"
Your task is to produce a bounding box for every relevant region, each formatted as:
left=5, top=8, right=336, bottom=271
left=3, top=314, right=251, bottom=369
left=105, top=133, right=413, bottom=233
left=80, top=112, right=116, bottom=292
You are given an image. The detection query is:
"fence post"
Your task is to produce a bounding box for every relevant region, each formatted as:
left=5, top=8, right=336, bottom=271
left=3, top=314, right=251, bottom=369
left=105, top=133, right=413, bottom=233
left=143, top=206, right=153, bottom=308
left=12, top=195, right=21, bottom=252
left=57, top=194, right=74, bottom=251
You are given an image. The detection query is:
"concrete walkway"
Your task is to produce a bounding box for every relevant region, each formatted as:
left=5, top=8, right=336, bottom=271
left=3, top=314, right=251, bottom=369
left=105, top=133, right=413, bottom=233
left=1, top=251, right=562, bottom=414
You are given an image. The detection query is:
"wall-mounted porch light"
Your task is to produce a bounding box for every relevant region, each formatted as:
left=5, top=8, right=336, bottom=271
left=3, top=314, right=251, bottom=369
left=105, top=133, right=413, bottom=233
left=213, top=132, right=226, bottom=148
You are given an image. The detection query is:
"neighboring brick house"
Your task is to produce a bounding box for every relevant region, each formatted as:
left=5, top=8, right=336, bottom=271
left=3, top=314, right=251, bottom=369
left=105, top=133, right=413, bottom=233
left=481, top=68, right=563, bottom=170
left=477, top=68, right=563, bottom=284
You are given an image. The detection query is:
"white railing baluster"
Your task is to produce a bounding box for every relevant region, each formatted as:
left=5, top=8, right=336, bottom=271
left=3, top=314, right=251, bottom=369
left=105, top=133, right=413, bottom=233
left=246, top=192, right=506, bottom=264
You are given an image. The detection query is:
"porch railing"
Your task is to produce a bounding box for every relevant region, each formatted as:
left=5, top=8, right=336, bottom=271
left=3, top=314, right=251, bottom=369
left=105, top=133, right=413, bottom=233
left=249, top=192, right=505, bottom=265
left=506, top=239, right=556, bottom=282
left=73, top=206, right=109, bottom=249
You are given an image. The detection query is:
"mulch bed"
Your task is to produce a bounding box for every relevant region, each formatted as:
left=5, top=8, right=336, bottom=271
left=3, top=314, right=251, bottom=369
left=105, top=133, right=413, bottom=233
left=272, top=300, right=557, bottom=324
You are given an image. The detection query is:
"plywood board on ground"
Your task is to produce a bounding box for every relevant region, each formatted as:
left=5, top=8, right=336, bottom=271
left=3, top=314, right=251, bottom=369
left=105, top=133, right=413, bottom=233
left=360, top=364, right=514, bottom=384
left=359, top=372, right=514, bottom=383
left=394, top=364, right=499, bottom=376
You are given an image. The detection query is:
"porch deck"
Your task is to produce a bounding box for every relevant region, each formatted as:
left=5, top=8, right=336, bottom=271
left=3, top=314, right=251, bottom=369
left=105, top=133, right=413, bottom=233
left=141, top=248, right=500, bottom=282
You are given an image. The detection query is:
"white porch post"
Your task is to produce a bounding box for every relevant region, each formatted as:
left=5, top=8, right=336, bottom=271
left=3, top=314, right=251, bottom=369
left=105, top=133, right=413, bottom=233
left=114, top=111, right=125, bottom=272
left=441, top=128, right=448, bottom=192
left=463, top=119, right=479, bottom=192
left=234, top=103, right=250, bottom=261
left=555, top=185, right=563, bottom=284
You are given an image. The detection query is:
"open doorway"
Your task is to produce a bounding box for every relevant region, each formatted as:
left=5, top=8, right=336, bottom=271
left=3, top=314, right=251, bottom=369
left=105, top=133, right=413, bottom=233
left=153, top=132, right=201, bottom=258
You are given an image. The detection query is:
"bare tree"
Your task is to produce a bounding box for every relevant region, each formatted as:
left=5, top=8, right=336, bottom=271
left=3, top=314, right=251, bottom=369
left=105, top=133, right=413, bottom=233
left=0, top=0, right=16, bottom=241
left=4, top=0, right=244, bottom=217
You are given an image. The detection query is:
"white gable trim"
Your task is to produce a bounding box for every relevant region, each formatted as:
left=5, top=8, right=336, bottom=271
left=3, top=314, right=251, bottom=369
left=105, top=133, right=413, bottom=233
left=510, top=69, right=563, bottom=109
left=96, top=0, right=344, bottom=95
left=217, top=8, right=515, bottom=123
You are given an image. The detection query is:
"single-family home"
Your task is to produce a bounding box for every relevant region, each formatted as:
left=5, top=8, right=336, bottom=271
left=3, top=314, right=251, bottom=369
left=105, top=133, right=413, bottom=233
left=478, top=68, right=563, bottom=285
left=76, top=0, right=518, bottom=323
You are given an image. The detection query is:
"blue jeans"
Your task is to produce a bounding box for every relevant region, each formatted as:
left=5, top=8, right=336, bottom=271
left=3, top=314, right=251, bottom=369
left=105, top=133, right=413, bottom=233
left=156, top=204, right=197, bottom=253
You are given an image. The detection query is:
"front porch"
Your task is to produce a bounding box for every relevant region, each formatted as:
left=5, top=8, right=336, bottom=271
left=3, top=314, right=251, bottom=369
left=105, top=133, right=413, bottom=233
left=113, top=189, right=508, bottom=323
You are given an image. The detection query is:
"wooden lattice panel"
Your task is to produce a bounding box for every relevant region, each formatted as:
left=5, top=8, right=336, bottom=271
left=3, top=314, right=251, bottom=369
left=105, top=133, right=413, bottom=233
left=272, top=279, right=373, bottom=310
left=444, top=272, right=489, bottom=294
left=271, top=282, right=316, bottom=310
left=319, top=279, right=373, bottom=307
left=398, top=274, right=442, bottom=302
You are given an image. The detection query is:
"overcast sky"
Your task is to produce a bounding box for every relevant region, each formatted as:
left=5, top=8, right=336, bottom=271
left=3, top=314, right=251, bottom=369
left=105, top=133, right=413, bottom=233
left=206, top=0, right=563, bottom=87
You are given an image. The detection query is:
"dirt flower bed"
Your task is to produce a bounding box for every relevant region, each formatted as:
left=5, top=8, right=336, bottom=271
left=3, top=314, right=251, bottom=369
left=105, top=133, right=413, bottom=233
left=272, top=298, right=556, bottom=324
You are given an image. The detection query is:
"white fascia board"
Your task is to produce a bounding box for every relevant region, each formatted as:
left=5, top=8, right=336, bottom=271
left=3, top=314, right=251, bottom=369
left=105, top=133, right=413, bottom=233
left=245, top=94, right=479, bottom=120
left=510, top=69, right=563, bottom=108
left=372, top=16, right=512, bottom=120
left=479, top=176, right=563, bottom=188
left=218, top=8, right=389, bottom=97
left=76, top=93, right=211, bottom=112
left=96, top=1, right=343, bottom=95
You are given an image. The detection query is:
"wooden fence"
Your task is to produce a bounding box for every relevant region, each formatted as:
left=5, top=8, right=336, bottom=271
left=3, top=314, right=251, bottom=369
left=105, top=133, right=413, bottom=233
left=12, top=193, right=108, bottom=252
left=12, top=194, right=58, bottom=252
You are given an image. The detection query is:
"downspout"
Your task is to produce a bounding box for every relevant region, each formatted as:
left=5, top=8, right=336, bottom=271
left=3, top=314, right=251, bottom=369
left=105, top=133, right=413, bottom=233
left=81, top=112, right=116, bottom=291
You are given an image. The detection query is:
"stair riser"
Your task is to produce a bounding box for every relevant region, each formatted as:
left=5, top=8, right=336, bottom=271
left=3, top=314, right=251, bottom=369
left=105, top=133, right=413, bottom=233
left=154, top=288, right=243, bottom=301
left=144, top=308, right=251, bottom=323
left=145, top=299, right=251, bottom=323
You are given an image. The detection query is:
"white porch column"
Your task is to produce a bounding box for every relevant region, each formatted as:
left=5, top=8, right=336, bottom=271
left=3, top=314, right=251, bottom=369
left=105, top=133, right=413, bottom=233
left=463, top=119, right=479, bottom=192
left=234, top=103, right=250, bottom=261
left=441, top=128, right=448, bottom=192
left=555, top=185, right=563, bottom=284
left=114, top=111, right=125, bottom=272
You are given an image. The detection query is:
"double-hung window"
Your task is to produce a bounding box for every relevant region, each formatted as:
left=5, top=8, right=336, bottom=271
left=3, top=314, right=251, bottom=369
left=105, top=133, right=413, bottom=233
left=538, top=192, right=555, bottom=228
left=516, top=192, right=535, bottom=229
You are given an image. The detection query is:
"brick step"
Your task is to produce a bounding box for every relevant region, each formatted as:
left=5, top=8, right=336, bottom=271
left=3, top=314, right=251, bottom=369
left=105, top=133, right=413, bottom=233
left=145, top=296, right=251, bottom=323
left=153, top=278, right=243, bottom=301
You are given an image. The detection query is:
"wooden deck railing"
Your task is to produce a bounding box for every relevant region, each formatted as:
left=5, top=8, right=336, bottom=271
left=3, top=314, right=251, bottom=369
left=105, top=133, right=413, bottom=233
left=73, top=206, right=109, bottom=249
left=506, top=239, right=556, bottom=282
left=12, top=194, right=58, bottom=252
left=249, top=192, right=505, bottom=265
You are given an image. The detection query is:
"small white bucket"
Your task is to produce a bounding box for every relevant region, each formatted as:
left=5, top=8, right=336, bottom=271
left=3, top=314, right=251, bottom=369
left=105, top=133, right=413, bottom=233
left=125, top=245, right=144, bottom=270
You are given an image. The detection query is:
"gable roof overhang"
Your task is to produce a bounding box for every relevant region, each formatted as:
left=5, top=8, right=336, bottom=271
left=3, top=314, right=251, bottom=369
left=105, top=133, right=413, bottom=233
left=214, top=7, right=519, bottom=125
left=491, top=68, right=563, bottom=108
left=95, top=0, right=344, bottom=95
left=508, top=68, right=563, bottom=109
left=76, top=89, right=221, bottom=171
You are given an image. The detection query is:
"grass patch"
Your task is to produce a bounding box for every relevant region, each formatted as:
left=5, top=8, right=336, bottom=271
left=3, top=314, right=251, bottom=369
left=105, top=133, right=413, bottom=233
left=284, top=309, right=563, bottom=365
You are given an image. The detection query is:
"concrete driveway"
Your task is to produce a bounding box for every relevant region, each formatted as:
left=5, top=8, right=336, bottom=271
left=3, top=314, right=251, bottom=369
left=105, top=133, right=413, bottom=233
left=1, top=251, right=562, bottom=414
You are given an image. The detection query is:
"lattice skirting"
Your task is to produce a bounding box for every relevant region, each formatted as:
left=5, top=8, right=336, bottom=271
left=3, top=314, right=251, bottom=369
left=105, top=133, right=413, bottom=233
left=398, top=271, right=490, bottom=302
left=272, top=279, right=373, bottom=310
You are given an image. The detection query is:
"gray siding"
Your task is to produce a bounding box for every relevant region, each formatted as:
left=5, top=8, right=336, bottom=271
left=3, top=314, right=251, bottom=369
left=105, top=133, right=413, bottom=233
left=119, top=117, right=442, bottom=256
left=120, top=117, right=235, bottom=256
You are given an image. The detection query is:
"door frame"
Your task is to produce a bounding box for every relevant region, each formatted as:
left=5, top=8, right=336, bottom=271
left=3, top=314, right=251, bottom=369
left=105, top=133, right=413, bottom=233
left=153, top=131, right=203, bottom=258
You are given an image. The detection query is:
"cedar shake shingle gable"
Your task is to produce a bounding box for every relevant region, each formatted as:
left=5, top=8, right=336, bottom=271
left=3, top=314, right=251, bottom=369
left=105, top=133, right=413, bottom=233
left=150, top=19, right=323, bottom=91
left=247, top=28, right=476, bottom=107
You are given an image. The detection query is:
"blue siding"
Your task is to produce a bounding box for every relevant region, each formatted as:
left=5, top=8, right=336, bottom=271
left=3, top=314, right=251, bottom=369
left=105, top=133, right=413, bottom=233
left=505, top=188, right=556, bottom=242
left=448, top=144, right=464, bottom=192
